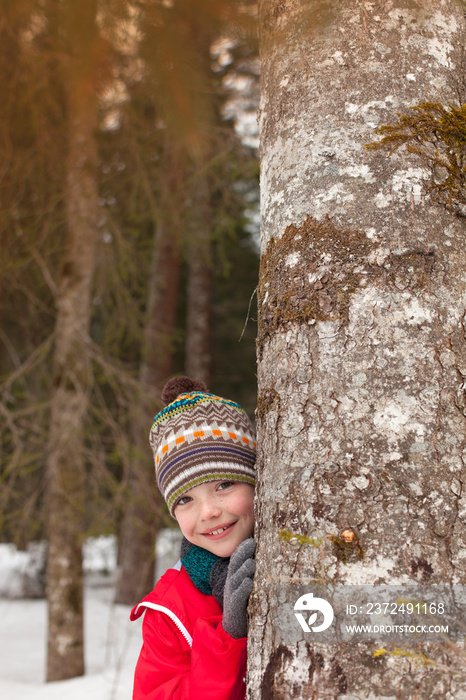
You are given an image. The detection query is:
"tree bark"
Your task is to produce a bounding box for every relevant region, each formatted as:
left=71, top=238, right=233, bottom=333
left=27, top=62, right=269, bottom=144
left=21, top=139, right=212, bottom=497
left=250, top=1, right=466, bottom=698
left=46, top=43, right=99, bottom=682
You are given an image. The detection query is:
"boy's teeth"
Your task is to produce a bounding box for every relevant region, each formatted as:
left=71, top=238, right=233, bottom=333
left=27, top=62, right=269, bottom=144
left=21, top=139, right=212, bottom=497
left=209, top=526, right=228, bottom=535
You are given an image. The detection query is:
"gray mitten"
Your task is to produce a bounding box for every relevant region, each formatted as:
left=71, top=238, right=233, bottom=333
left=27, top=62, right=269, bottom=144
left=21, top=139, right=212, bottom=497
left=222, top=538, right=256, bottom=639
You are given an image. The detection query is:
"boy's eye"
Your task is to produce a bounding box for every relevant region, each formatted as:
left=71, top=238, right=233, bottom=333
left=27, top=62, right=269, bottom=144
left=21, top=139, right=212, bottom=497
left=217, top=481, right=234, bottom=491
left=175, top=495, right=191, bottom=507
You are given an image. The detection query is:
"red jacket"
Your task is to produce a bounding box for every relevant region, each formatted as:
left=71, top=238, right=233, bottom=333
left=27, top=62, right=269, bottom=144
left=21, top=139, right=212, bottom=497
left=130, top=561, right=247, bottom=699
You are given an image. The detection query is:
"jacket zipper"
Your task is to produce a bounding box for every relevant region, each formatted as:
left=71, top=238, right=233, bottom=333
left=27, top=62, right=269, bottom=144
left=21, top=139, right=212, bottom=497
left=136, top=601, right=193, bottom=648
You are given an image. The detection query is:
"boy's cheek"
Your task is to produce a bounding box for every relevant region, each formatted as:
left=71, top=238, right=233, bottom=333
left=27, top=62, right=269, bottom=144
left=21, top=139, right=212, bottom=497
left=173, top=513, right=192, bottom=540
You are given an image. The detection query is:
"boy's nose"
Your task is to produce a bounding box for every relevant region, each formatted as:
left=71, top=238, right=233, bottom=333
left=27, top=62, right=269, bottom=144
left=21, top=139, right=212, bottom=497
left=199, top=498, right=222, bottom=520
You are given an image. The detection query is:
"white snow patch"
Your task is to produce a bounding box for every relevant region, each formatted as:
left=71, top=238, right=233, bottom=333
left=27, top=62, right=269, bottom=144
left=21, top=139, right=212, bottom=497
left=0, top=531, right=182, bottom=699
left=0, top=544, right=43, bottom=598
left=83, top=536, right=117, bottom=574
left=406, top=73, right=416, bottom=81
left=0, top=539, right=141, bottom=699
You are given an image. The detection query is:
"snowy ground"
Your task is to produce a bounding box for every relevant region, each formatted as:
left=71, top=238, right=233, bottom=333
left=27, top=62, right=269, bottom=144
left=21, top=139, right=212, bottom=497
left=0, top=531, right=182, bottom=700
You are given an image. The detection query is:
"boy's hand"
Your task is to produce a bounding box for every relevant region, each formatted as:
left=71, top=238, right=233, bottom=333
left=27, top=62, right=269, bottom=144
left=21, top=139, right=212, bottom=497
left=222, top=538, right=256, bottom=639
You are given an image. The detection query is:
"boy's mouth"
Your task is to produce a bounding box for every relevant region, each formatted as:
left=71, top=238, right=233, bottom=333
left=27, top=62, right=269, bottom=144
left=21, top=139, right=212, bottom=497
left=202, top=522, right=236, bottom=539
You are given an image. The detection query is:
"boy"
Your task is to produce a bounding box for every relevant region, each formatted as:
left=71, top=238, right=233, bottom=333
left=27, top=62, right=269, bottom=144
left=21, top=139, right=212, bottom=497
left=131, top=376, right=256, bottom=699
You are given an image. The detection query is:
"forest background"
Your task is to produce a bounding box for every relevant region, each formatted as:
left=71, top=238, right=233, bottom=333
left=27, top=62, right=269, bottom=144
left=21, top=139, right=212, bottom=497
left=3, top=0, right=466, bottom=695
left=0, top=0, right=259, bottom=682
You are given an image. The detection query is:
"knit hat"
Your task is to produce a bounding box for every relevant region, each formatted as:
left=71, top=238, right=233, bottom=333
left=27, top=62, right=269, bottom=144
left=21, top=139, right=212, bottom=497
left=150, top=376, right=256, bottom=516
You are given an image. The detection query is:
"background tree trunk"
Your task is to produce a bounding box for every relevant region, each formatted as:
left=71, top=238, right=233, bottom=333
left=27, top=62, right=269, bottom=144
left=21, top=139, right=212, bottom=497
left=250, top=1, right=466, bottom=698
left=115, top=222, right=180, bottom=604
left=115, top=147, right=183, bottom=605
left=46, top=20, right=99, bottom=680
left=185, top=177, right=212, bottom=386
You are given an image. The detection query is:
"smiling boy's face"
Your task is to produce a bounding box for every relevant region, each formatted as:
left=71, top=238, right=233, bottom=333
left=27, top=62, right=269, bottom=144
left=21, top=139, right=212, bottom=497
left=173, top=480, right=254, bottom=558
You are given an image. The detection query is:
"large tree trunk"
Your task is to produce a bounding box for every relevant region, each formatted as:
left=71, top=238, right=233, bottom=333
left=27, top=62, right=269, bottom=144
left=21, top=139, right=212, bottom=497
left=250, top=2, right=466, bottom=698
left=45, top=23, right=99, bottom=681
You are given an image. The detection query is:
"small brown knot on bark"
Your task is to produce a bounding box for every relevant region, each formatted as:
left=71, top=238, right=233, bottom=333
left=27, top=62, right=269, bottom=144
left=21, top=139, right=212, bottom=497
left=341, top=528, right=355, bottom=543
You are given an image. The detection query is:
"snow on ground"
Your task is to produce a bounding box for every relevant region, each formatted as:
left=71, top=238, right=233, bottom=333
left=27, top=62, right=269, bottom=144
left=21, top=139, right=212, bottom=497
left=0, top=530, right=182, bottom=700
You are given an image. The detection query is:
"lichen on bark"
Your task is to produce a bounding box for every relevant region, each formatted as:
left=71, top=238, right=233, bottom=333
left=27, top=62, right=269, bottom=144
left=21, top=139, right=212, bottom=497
left=256, top=387, right=281, bottom=419
left=257, top=213, right=438, bottom=354
left=257, top=215, right=371, bottom=350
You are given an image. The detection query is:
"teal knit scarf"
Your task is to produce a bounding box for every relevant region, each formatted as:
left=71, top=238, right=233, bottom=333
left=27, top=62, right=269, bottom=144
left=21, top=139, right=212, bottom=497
left=180, top=537, right=229, bottom=605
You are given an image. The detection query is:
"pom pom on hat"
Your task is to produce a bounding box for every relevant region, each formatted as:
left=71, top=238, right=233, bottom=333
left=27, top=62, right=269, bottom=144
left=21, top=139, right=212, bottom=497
left=161, top=376, right=208, bottom=406
left=150, top=376, right=256, bottom=516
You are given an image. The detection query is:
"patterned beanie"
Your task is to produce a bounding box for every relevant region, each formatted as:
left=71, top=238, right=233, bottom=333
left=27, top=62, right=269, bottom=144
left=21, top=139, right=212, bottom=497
left=150, top=376, right=256, bottom=516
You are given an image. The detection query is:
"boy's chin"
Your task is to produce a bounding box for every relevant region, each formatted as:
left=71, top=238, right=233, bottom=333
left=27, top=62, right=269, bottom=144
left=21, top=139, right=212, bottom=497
left=201, top=539, right=238, bottom=558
